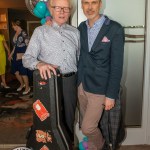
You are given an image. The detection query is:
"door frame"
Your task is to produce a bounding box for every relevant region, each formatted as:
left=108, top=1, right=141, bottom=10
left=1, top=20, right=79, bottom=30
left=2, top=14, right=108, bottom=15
left=146, top=1, right=150, bottom=145
left=123, top=0, right=150, bottom=145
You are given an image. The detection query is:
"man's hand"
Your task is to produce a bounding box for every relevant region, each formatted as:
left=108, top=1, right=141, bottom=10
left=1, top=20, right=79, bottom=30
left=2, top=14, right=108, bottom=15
left=36, top=62, right=57, bottom=80
left=104, top=97, right=115, bottom=110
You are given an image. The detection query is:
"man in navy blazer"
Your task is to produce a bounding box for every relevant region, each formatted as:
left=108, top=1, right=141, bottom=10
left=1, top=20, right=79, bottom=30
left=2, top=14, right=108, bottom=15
left=77, top=0, right=124, bottom=149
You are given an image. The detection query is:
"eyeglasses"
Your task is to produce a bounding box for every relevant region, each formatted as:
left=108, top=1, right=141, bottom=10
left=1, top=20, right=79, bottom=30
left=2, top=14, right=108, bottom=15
left=51, top=6, right=71, bottom=13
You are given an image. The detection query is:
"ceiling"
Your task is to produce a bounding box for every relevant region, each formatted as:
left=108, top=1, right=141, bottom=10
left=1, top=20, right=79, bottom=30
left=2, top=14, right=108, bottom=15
left=0, top=0, right=26, bottom=9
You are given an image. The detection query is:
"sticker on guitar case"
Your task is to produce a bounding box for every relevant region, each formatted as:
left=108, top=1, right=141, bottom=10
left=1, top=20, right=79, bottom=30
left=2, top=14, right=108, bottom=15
left=36, top=130, right=52, bottom=143
left=33, top=100, right=50, bottom=121
left=40, top=145, right=49, bottom=150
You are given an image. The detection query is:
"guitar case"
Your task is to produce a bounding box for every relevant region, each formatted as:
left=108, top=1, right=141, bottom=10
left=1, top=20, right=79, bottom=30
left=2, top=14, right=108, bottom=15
left=26, top=70, right=72, bottom=150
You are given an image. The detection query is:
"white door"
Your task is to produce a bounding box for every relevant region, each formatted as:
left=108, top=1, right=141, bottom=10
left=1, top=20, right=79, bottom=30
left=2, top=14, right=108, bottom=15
left=77, top=0, right=150, bottom=145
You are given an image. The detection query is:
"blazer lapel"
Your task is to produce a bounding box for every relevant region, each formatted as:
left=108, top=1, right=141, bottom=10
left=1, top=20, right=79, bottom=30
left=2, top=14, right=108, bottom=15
left=83, top=23, right=89, bottom=52
left=82, top=23, right=89, bottom=52
left=91, top=17, right=111, bottom=51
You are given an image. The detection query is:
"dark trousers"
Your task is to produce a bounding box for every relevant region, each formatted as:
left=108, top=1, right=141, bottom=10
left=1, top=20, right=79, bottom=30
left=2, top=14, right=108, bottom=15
left=62, top=74, right=77, bottom=140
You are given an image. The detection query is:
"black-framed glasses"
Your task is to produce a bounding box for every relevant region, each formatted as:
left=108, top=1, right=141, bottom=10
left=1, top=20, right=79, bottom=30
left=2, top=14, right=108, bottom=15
left=51, top=6, right=71, bottom=13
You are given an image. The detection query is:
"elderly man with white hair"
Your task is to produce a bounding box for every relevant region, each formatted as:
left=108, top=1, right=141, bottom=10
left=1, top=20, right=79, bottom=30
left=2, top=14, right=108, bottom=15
left=23, top=0, right=80, bottom=145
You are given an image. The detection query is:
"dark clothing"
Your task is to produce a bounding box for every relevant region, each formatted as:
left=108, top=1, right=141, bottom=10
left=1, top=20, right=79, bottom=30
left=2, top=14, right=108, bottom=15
left=11, top=47, right=28, bottom=75
left=11, top=30, right=29, bottom=75
left=62, top=74, right=77, bottom=140
left=11, top=59, right=28, bottom=75
left=77, top=16, right=125, bottom=100
left=100, top=98, right=125, bottom=150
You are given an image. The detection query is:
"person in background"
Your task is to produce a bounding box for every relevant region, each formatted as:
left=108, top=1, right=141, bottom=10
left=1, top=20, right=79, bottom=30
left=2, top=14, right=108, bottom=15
left=9, top=19, right=30, bottom=95
left=0, top=31, right=10, bottom=88
left=77, top=0, right=125, bottom=149
left=22, top=0, right=80, bottom=147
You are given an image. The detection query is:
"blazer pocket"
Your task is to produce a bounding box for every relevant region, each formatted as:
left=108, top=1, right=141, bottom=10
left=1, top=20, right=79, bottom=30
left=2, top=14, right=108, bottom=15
left=95, top=67, right=109, bottom=78
left=99, top=41, right=111, bottom=47
left=92, top=42, right=111, bottom=52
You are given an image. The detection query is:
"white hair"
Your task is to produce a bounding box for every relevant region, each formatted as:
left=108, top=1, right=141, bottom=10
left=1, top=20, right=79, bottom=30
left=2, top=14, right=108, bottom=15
left=49, top=0, right=73, bottom=8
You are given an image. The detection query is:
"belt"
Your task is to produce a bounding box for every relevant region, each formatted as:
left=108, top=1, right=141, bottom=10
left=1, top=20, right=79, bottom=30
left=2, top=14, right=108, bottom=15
left=62, top=72, right=75, bottom=77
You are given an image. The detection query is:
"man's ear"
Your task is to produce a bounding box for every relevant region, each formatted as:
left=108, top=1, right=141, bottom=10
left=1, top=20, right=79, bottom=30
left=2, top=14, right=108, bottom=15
left=69, top=12, right=71, bottom=18
left=47, top=2, right=52, bottom=16
left=48, top=7, right=53, bottom=17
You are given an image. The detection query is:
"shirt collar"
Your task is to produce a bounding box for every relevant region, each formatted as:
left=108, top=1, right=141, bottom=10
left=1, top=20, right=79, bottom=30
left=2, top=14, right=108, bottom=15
left=52, top=21, right=67, bottom=29
left=86, top=14, right=105, bottom=28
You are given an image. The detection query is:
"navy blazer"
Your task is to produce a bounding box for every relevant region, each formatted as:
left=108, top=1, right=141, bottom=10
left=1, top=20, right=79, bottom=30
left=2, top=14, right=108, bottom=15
left=77, top=16, right=125, bottom=99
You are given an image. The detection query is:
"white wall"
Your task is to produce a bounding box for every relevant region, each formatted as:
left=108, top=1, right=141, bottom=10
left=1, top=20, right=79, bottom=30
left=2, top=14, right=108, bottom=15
left=70, top=0, right=78, bottom=27
left=77, top=0, right=145, bottom=26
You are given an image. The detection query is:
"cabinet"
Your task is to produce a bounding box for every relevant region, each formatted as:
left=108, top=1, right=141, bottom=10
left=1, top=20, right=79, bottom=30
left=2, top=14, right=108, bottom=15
left=0, top=8, right=9, bottom=45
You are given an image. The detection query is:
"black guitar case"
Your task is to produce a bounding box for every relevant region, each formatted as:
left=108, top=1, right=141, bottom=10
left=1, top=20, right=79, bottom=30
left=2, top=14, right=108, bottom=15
left=26, top=70, right=72, bottom=150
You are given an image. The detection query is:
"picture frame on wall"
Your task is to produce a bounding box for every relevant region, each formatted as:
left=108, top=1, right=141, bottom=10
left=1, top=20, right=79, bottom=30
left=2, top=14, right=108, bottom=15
left=27, top=21, right=40, bottom=37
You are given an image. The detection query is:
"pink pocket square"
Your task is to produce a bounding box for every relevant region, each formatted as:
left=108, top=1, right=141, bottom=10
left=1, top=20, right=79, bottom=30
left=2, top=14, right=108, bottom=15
left=101, top=36, right=110, bottom=42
